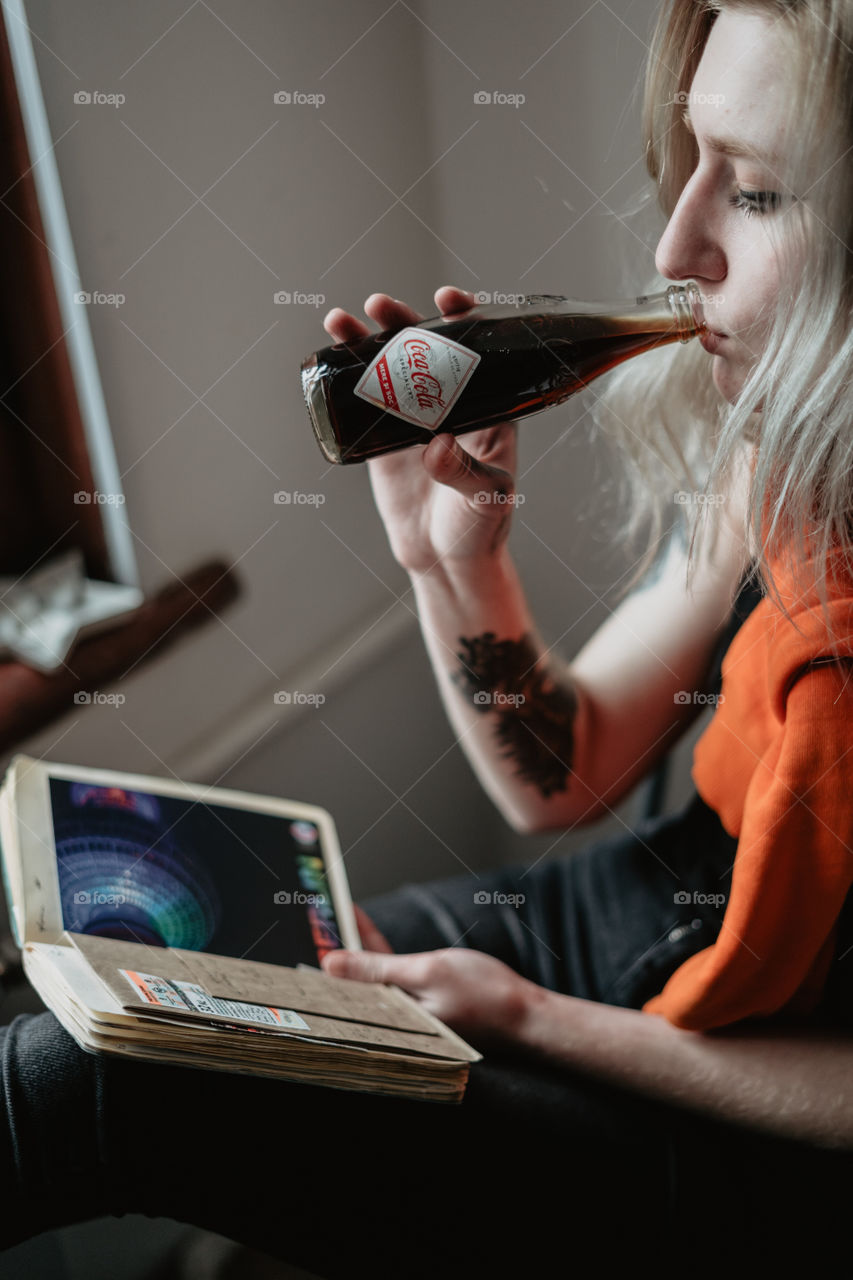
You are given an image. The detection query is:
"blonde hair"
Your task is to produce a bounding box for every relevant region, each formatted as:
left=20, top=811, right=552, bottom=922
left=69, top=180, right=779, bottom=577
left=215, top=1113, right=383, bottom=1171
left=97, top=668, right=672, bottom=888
left=587, top=0, right=853, bottom=653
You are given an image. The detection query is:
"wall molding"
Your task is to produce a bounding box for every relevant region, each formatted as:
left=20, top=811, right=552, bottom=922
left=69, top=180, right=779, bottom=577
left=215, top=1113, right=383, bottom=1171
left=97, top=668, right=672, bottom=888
left=172, top=601, right=419, bottom=782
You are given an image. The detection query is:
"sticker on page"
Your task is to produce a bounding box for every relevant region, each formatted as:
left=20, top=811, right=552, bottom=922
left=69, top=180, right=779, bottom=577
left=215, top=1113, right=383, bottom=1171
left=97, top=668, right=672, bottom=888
left=120, top=969, right=310, bottom=1030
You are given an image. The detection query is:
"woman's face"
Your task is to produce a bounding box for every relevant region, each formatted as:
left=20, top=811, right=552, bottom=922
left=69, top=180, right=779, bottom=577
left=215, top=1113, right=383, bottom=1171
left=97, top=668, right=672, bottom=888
left=654, top=8, right=803, bottom=405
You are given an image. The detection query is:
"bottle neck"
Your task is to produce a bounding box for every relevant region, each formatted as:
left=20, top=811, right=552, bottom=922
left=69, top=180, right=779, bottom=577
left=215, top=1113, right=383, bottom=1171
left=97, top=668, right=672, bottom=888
left=615, top=282, right=705, bottom=341
left=425, top=283, right=706, bottom=340
left=666, top=281, right=706, bottom=341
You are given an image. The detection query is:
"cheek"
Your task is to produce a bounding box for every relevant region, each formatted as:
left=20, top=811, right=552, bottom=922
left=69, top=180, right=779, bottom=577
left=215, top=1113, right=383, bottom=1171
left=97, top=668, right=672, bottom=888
left=729, top=230, right=795, bottom=336
left=731, top=261, right=780, bottom=341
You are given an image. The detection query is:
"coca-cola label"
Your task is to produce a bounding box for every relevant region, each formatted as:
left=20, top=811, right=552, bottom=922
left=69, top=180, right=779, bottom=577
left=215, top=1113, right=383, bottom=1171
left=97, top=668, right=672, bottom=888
left=353, top=327, right=481, bottom=431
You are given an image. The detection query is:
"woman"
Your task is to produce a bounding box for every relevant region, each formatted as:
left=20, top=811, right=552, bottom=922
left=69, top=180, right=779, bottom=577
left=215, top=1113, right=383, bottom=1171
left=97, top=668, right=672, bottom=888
left=3, top=1, right=853, bottom=1271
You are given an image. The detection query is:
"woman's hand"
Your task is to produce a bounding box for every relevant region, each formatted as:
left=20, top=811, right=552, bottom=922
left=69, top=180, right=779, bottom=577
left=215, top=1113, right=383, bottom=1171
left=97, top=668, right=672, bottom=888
left=321, top=943, right=542, bottom=1052
left=322, top=287, right=520, bottom=575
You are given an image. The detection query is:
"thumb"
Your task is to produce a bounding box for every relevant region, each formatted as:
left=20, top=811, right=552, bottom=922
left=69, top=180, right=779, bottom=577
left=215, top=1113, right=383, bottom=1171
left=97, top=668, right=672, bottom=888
left=321, top=948, right=399, bottom=984
left=422, top=433, right=515, bottom=508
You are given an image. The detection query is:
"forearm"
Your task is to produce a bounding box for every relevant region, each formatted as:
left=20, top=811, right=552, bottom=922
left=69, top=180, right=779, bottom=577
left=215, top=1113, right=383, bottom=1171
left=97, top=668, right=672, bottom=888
left=407, top=547, right=599, bottom=833
left=519, top=986, right=853, bottom=1150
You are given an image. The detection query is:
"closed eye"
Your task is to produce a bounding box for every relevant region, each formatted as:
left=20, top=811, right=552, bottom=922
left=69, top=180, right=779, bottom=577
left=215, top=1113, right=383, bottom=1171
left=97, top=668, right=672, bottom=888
left=728, top=189, right=782, bottom=218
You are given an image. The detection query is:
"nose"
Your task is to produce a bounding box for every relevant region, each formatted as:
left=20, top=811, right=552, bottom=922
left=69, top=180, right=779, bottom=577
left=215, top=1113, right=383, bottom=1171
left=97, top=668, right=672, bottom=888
left=655, top=172, right=726, bottom=285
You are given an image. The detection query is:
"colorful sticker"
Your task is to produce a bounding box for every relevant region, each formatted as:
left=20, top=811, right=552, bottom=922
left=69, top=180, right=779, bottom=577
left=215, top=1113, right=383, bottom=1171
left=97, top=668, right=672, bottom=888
left=120, top=969, right=310, bottom=1030
left=289, top=820, right=319, bottom=846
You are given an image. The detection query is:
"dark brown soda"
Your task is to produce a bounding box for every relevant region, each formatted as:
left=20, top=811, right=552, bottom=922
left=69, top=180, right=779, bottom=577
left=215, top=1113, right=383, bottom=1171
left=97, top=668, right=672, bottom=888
left=302, top=305, right=690, bottom=465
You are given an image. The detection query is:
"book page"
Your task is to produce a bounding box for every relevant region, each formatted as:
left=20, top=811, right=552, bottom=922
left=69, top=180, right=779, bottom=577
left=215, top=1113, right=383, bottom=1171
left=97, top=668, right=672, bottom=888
left=68, top=932, right=481, bottom=1062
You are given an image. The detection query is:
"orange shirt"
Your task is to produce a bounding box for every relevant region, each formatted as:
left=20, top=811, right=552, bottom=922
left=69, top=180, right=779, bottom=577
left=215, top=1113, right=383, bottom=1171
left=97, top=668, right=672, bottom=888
left=642, top=533, right=853, bottom=1031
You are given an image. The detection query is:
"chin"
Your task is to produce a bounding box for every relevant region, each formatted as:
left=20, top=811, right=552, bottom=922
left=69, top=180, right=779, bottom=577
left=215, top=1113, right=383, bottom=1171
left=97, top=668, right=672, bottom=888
left=711, top=362, right=745, bottom=405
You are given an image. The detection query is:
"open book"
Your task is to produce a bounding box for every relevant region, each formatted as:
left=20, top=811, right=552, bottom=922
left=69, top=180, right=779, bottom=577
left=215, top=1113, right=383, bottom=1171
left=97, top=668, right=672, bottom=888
left=0, top=754, right=480, bottom=1103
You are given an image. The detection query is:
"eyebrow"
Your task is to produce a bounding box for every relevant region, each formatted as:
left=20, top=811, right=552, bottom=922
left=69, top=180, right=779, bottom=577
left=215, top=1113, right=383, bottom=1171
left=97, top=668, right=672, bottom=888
left=681, top=107, right=777, bottom=165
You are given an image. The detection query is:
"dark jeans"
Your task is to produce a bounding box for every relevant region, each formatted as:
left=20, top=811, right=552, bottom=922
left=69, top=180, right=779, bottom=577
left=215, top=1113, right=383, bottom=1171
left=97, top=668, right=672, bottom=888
left=0, top=790, right=851, bottom=1273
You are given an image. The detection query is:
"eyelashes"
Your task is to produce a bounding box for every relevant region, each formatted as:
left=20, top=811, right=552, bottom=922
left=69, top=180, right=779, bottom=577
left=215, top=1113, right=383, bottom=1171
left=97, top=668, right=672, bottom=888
left=728, top=189, right=782, bottom=218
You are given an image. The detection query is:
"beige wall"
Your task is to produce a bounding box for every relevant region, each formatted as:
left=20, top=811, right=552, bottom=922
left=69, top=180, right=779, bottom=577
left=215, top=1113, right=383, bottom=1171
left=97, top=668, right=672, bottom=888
left=14, top=0, right=712, bottom=901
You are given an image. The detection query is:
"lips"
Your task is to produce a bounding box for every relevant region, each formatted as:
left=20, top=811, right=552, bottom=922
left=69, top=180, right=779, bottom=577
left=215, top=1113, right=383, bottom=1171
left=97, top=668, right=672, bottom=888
left=699, top=329, right=727, bottom=354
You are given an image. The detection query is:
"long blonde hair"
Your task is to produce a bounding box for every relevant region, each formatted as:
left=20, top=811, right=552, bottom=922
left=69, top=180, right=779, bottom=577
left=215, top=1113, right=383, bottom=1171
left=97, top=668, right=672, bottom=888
left=588, top=0, right=853, bottom=651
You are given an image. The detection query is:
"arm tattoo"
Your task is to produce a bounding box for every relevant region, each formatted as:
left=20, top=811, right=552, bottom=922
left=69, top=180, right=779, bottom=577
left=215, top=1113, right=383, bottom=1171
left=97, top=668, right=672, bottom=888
left=451, top=631, right=578, bottom=797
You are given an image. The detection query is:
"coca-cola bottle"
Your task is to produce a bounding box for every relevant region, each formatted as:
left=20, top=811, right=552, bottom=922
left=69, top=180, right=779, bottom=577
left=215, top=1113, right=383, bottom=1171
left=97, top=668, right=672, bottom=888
left=301, top=283, right=705, bottom=465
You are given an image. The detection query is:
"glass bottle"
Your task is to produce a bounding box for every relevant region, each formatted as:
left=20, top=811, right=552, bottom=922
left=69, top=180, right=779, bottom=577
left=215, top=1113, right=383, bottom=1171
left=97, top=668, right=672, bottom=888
left=301, top=282, right=705, bottom=465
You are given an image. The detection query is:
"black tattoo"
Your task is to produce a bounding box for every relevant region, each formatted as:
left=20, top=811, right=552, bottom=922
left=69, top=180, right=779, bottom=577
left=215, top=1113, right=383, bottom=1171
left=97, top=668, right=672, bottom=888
left=452, top=631, right=578, bottom=797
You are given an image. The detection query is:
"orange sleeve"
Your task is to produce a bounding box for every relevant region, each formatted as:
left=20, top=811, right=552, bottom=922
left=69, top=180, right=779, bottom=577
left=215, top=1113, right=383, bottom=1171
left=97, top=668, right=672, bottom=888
left=642, top=661, right=853, bottom=1031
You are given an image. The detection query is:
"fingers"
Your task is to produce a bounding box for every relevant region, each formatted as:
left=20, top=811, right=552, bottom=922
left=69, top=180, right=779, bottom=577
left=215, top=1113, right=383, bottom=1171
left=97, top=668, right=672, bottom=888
left=323, top=293, right=420, bottom=345
left=422, top=433, right=516, bottom=505
left=435, top=285, right=477, bottom=316
left=322, top=948, right=398, bottom=984
left=323, top=306, right=370, bottom=343
left=324, top=287, right=475, bottom=344
left=363, top=292, right=423, bottom=329
left=321, top=947, right=433, bottom=989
